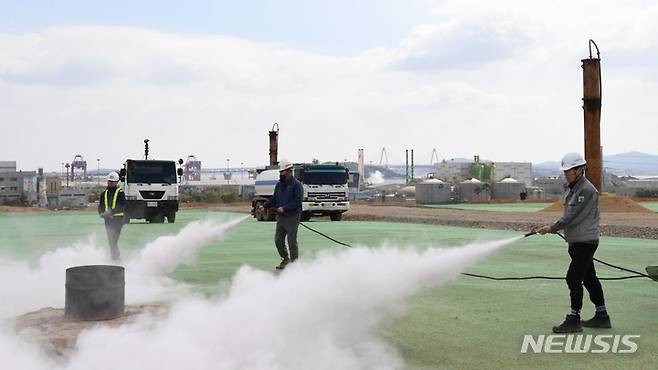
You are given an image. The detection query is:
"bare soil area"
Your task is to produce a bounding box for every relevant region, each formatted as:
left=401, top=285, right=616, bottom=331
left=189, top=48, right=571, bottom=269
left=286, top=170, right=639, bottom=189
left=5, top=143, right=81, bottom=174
left=203, top=202, right=658, bottom=239
left=13, top=305, right=163, bottom=359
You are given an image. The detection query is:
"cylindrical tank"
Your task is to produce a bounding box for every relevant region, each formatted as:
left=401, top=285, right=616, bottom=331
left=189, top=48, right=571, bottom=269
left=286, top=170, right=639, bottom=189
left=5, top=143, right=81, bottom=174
left=525, top=186, right=545, bottom=200
left=65, top=265, right=125, bottom=321
left=470, top=163, right=484, bottom=180
left=492, top=178, right=526, bottom=200
left=415, top=179, right=451, bottom=204
left=458, top=179, right=491, bottom=202
left=401, top=185, right=416, bottom=196
left=483, top=163, right=496, bottom=182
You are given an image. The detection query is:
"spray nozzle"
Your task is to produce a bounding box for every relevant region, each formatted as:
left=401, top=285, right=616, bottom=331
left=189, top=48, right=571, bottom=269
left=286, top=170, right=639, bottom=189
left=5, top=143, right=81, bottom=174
left=524, top=231, right=537, bottom=238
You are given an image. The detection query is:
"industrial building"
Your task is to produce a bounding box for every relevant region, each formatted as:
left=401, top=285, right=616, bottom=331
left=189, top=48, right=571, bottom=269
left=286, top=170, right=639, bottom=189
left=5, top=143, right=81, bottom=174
left=0, top=161, right=38, bottom=205
left=533, top=177, right=566, bottom=199
left=58, top=189, right=89, bottom=208
left=432, top=160, right=471, bottom=183
left=46, top=177, right=62, bottom=208
left=0, top=161, right=16, bottom=173
left=493, top=162, right=533, bottom=186
left=433, top=159, right=533, bottom=186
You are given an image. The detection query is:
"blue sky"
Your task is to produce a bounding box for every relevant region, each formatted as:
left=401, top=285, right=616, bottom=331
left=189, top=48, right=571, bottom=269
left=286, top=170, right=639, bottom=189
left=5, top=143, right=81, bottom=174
left=1, top=0, right=432, bottom=53
left=1, top=0, right=657, bottom=171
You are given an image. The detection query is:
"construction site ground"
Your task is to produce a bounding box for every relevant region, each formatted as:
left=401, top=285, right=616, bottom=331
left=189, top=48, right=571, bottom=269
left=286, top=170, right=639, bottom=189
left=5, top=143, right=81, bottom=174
left=2, top=209, right=656, bottom=370
left=205, top=198, right=658, bottom=239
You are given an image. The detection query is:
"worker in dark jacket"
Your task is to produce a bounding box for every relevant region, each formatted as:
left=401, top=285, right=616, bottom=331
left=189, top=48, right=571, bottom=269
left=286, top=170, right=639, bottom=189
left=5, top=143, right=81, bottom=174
left=260, top=160, right=304, bottom=270
left=538, top=152, right=610, bottom=333
left=98, top=171, right=126, bottom=262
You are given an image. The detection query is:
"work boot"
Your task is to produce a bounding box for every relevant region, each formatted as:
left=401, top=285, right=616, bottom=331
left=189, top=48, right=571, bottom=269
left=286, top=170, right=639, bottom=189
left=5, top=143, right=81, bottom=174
left=552, top=314, right=583, bottom=333
left=582, top=312, right=612, bottom=328
left=275, top=259, right=290, bottom=270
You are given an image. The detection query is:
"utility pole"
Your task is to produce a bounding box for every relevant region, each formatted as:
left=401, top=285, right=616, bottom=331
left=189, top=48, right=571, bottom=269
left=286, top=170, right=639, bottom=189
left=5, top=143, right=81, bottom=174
left=97, top=158, right=100, bottom=185
left=405, top=150, right=409, bottom=184
left=65, top=163, right=70, bottom=188
left=582, top=40, right=603, bottom=192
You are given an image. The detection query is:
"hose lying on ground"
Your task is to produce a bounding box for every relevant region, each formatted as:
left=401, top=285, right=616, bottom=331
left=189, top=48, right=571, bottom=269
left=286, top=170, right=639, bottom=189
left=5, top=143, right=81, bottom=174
left=299, top=222, right=654, bottom=282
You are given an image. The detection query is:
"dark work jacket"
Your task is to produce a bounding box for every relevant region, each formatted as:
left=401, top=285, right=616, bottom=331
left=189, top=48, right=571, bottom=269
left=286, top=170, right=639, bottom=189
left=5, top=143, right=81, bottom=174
left=98, top=186, right=126, bottom=219
left=264, top=176, right=303, bottom=216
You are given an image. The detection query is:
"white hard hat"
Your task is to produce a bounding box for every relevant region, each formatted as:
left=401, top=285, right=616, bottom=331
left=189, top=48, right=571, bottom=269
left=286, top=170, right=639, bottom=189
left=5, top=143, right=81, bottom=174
left=279, top=160, right=293, bottom=172
left=107, top=171, right=120, bottom=182
left=560, top=152, right=587, bottom=171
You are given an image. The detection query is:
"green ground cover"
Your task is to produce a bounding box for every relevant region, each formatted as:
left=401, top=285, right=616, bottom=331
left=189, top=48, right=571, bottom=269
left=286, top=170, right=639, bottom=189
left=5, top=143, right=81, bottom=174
left=0, top=209, right=655, bottom=369
left=640, top=201, right=658, bottom=212
left=421, top=203, right=550, bottom=212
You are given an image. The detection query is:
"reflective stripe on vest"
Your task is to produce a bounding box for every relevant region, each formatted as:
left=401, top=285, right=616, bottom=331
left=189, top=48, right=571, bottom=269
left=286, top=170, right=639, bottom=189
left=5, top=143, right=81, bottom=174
left=104, top=188, right=122, bottom=215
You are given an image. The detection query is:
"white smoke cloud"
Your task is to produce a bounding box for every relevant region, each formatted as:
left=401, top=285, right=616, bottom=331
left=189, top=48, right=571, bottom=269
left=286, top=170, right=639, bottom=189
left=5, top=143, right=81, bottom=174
left=0, top=216, right=248, bottom=319
left=366, top=170, right=385, bottom=185
left=3, top=234, right=523, bottom=370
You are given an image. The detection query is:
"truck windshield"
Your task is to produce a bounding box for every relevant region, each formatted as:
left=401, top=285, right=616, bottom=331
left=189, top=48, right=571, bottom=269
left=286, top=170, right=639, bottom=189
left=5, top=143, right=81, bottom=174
left=303, top=170, right=348, bottom=185
left=126, top=161, right=177, bottom=184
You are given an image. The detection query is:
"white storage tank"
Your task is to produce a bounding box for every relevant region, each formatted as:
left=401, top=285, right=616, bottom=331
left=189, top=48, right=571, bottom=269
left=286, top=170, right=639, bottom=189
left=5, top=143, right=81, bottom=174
left=525, top=186, right=545, bottom=200
left=493, top=178, right=526, bottom=200
left=458, top=178, right=491, bottom=202
left=415, top=179, right=451, bottom=204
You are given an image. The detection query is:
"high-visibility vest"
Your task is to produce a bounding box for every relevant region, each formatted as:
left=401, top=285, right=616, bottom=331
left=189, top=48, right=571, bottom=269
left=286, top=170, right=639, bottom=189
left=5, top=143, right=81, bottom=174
left=104, top=188, right=124, bottom=217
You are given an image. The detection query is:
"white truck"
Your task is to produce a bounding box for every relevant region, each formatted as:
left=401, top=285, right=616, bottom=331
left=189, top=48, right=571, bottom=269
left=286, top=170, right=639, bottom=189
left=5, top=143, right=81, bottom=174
left=251, top=163, right=350, bottom=221
left=119, top=159, right=183, bottom=223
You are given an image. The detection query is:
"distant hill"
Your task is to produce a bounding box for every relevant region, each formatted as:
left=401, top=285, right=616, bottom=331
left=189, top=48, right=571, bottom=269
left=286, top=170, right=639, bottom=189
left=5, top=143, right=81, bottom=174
left=534, top=151, right=658, bottom=177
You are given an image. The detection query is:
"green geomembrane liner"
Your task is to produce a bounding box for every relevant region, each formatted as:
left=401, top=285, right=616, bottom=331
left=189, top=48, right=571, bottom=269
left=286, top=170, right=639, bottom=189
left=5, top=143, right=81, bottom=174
left=1, top=209, right=657, bottom=369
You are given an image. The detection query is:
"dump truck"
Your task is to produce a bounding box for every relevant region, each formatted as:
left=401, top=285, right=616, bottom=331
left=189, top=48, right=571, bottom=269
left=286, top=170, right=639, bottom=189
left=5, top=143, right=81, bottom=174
left=118, top=140, right=183, bottom=223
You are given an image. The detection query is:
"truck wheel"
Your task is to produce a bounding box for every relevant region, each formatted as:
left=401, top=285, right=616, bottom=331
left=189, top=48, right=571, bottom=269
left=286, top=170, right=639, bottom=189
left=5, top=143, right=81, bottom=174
left=265, top=209, right=276, bottom=221
left=330, top=212, right=342, bottom=221
left=151, top=215, right=165, bottom=223
left=254, top=202, right=265, bottom=221
left=167, top=212, right=176, bottom=223
left=300, top=212, right=311, bottom=222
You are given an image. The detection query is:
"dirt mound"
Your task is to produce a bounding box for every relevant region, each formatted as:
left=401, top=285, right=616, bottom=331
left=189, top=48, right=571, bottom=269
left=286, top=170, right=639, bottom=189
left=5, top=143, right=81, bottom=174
left=14, top=305, right=164, bottom=359
left=542, top=196, right=651, bottom=213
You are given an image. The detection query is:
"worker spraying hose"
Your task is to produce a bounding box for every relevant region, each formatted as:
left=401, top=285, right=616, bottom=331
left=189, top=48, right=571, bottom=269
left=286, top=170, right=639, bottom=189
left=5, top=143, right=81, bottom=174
left=536, top=152, right=610, bottom=334
left=258, top=159, right=304, bottom=270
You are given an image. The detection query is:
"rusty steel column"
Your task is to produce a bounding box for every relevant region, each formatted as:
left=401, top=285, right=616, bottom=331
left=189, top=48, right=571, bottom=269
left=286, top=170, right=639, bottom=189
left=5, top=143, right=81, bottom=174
left=269, top=122, right=279, bottom=166
left=582, top=40, right=602, bottom=192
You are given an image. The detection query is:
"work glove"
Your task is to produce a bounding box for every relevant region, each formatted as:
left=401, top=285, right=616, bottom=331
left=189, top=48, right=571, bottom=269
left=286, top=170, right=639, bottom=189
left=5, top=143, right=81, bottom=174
left=101, top=210, right=112, bottom=219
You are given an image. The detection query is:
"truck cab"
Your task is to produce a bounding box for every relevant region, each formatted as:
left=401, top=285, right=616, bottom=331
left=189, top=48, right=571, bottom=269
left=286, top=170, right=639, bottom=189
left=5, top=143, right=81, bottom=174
left=251, top=163, right=350, bottom=221
left=120, top=159, right=181, bottom=223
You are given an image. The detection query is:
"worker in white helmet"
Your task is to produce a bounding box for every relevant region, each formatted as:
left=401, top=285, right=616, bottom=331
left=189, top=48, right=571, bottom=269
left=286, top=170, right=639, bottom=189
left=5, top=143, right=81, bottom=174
left=258, top=160, right=304, bottom=270
left=98, top=171, right=126, bottom=262
left=537, top=152, right=609, bottom=333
